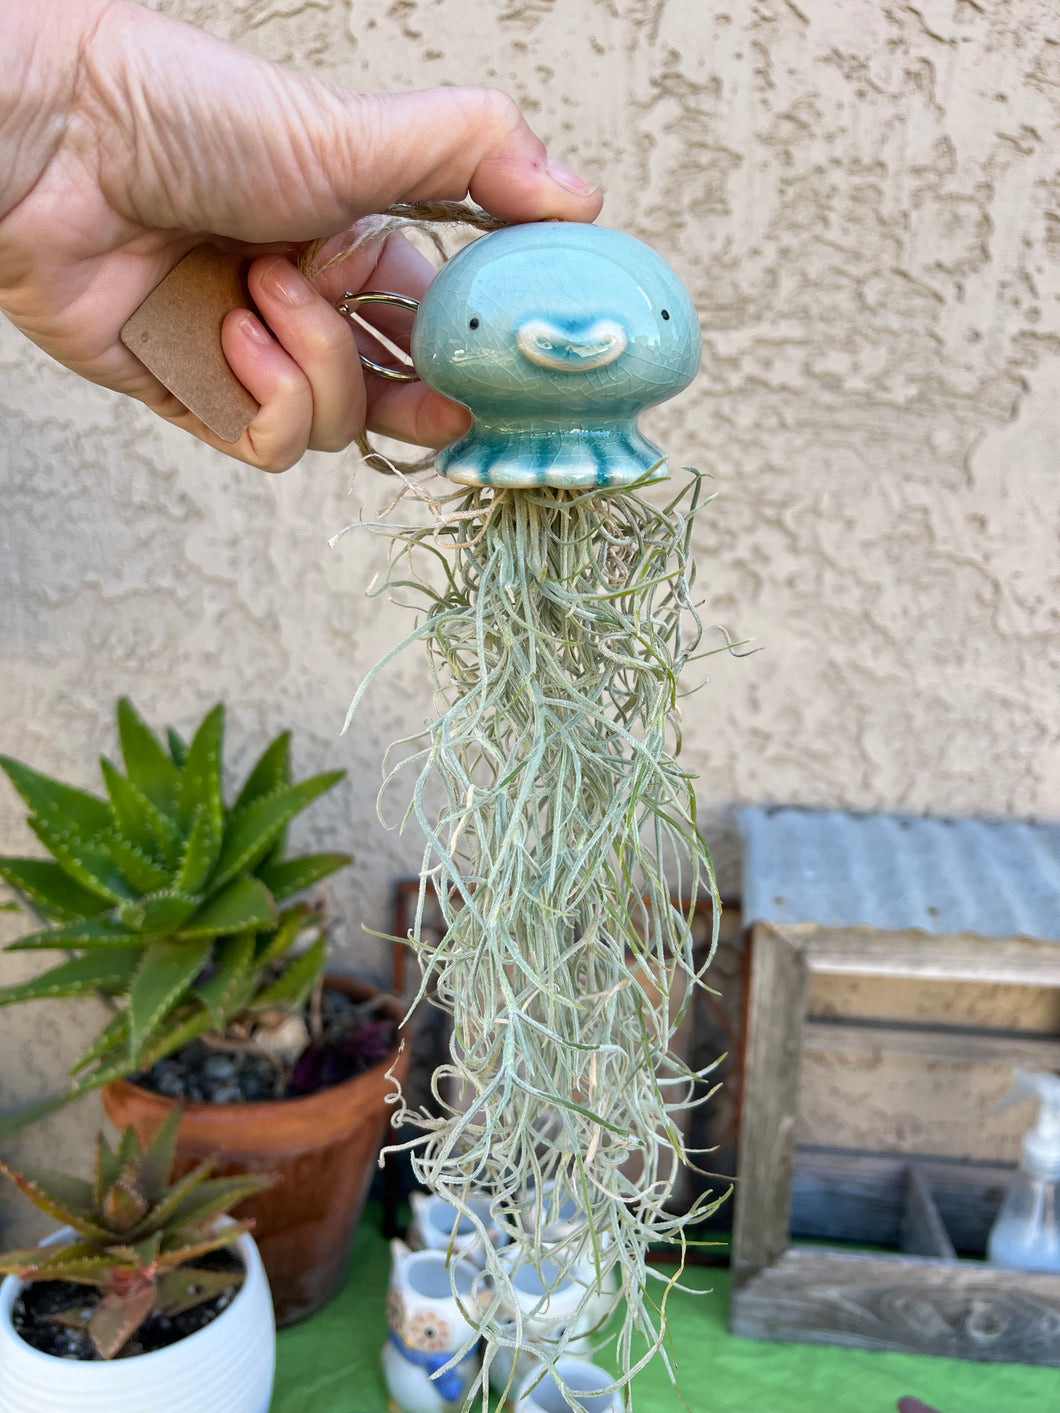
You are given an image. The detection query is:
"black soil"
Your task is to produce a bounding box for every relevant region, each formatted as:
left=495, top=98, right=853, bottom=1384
left=12, top=1248, right=244, bottom=1361
left=134, top=988, right=396, bottom=1104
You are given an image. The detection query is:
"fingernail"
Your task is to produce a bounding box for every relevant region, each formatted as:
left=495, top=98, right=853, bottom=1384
left=546, top=158, right=597, bottom=197
left=240, top=314, right=271, bottom=345
left=265, top=259, right=313, bottom=307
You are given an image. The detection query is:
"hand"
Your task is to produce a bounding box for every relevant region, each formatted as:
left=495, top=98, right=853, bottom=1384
left=0, top=0, right=602, bottom=470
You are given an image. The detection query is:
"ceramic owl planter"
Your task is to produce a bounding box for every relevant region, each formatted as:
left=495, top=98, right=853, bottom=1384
left=409, top=223, right=701, bottom=489
left=382, top=1241, right=481, bottom=1413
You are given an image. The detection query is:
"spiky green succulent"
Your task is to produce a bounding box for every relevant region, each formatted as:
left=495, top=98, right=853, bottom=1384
left=0, top=701, right=350, bottom=1126
left=0, top=1109, right=272, bottom=1359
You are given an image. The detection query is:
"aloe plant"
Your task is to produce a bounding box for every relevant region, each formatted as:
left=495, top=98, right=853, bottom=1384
left=0, top=701, right=350, bottom=1126
left=0, top=1109, right=272, bottom=1359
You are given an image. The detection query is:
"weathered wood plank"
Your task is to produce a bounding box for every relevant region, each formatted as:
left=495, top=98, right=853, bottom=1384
left=731, top=923, right=808, bottom=1288
left=790, top=1148, right=1012, bottom=1253
left=802, top=1018, right=1060, bottom=1068
left=791, top=1151, right=906, bottom=1247
left=899, top=1166, right=956, bottom=1260
left=730, top=1247, right=1060, bottom=1364
left=773, top=926, right=1060, bottom=988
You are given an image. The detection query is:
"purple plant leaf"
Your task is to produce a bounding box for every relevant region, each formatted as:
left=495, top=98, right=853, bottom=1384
left=288, top=1020, right=395, bottom=1096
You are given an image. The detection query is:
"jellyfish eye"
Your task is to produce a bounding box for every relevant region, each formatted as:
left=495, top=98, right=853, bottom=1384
left=661, top=309, right=671, bottom=321
left=469, top=317, right=480, bottom=330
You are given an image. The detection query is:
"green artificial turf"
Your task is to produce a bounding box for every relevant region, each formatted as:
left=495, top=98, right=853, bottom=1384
left=272, top=1207, right=1059, bottom=1413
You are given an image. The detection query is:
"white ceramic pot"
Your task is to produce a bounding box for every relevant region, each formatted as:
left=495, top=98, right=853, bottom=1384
left=0, top=1228, right=275, bottom=1413
left=514, top=1358, right=622, bottom=1413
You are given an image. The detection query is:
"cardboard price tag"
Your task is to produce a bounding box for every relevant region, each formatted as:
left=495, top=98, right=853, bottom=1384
left=121, top=246, right=260, bottom=443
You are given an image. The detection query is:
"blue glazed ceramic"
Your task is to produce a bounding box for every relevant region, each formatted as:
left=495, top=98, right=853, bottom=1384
left=410, top=223, right=700, bottom=489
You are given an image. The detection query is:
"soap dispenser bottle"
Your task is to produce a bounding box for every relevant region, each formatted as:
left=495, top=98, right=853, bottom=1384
left=986, top=1068, right=1060, bottom=1271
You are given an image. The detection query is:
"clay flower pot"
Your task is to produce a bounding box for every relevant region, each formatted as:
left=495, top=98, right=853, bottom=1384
left=103, top=976, right=408, bottom=1326
left=0, top=1228, right=274, bottom=1413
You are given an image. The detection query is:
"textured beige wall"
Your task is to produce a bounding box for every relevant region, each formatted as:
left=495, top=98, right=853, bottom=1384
left=2, top=0, right=1059, bottom=1235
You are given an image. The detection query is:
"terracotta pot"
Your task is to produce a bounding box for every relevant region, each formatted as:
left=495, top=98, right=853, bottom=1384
left=103, top=975, right=408, bottom=1327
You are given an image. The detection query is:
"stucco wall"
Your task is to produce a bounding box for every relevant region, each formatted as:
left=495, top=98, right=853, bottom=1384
left=2, top=0, right=1059, bottom=1235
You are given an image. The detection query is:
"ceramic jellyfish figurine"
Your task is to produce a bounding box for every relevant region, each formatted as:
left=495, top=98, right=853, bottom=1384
left=409, top=222, right=701, bottom=489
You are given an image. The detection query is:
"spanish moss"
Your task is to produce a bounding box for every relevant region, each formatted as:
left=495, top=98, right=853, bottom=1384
left=343, top=469, right=731, bottom=1410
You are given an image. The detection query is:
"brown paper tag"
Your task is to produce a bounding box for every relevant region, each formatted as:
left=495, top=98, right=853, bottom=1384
left=121, top=246, right=260, bottom=443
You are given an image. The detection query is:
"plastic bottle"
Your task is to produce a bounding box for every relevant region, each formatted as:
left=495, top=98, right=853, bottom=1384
left=986, top=1068, right=1060, bottom=1271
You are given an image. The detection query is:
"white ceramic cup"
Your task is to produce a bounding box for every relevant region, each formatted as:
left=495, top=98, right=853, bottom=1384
left=514, top=1358, right=622, bottom=1413
left=488, top=1257, right=594, bottom=1400
left=514, top=1183, right=619, bottom=1335
left=518, top=1181, right=584, bottom=1245
left=408, top=1191, right=505, bottom=1269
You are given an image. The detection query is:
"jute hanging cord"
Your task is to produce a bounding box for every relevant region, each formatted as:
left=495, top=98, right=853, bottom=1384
left=300, top=201, right=511, bottom=474
left=331, top=210, right=743, bottom=1411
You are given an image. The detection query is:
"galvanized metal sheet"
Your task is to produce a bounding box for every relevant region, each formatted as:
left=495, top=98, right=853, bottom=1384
left=739, top=806, right=1060, bottom=943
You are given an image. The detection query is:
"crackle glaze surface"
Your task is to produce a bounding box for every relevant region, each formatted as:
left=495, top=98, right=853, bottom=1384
left=410, top=223, right=700, bottom=487
left=3, top=0, right=1060, bottom=1236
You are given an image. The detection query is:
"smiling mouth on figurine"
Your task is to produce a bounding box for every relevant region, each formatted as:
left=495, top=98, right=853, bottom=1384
left=515, top=317, right=628, bottom=371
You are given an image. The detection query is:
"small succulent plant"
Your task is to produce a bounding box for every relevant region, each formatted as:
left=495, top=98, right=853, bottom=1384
left=0, top=1109, right=273, bottom=1358
left=0, top=701, right=351, bottom=1127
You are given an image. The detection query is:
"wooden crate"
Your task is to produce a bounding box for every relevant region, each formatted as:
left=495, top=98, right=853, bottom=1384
left=730, top=920, right=1060, bottom=1365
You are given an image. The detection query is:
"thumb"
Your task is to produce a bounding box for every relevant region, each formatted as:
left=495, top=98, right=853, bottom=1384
left=94, top=3, right=602, bottom=242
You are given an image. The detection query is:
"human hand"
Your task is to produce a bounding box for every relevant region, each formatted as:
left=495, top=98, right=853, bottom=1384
left=0, top=0, right=602, bottom=470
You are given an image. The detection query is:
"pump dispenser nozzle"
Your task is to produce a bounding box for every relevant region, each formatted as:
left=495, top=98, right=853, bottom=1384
left=991, top=1068, right=1060, bottom=1180
left=987, top=1068, right=1060, bottom=1270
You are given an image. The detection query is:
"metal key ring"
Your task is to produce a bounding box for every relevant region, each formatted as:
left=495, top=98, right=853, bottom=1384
left=336, top=290, right=420, bottom=382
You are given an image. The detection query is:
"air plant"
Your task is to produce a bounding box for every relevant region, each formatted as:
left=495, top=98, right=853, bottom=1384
left=345, top=469, right=733, bottom=1407
left=0, top=1109, right=272, bottom=1359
